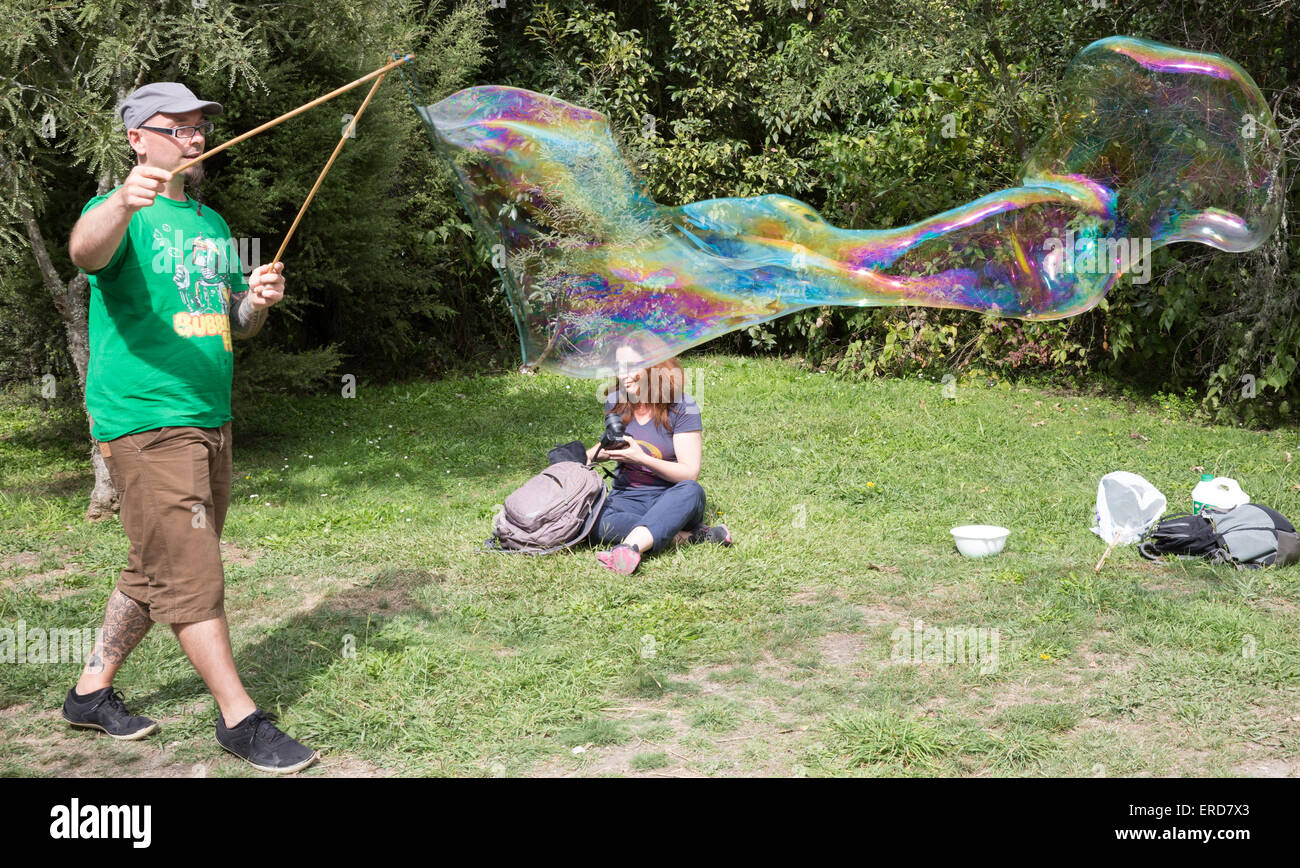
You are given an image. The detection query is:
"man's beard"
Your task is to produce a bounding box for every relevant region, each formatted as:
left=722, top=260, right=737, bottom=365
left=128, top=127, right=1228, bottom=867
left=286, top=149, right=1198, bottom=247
left=180, top=162, right=204, bottom=191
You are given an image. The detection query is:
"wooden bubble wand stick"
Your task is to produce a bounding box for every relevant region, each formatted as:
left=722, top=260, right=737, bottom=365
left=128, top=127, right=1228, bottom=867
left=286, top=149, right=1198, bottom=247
left=270, top=69, right=387, bottom=266
left=170, top=52, right=414, bottom=179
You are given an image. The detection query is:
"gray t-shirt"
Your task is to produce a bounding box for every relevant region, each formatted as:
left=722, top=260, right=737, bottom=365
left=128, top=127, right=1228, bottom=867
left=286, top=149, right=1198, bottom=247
left=603, top=393, right=703, bottom=489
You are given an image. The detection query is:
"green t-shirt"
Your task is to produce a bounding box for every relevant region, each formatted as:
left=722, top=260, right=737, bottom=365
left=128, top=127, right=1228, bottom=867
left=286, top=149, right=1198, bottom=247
left=81, top=189, right=248, bottom=441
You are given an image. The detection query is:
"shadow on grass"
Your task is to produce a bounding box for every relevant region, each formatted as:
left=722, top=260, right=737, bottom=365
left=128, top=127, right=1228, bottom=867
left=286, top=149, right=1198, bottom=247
left=233, top=382, right=605, bottom=490
left=0, top=393, right=96, bottom=499
left=2, top=467, right=96, bottom=501
left=128, top=567, right=444, bottom=716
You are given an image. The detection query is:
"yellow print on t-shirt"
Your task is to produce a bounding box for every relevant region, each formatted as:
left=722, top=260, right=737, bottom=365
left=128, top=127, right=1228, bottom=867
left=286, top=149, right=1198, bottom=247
left=172, top=310, right=233, bottom=352
left=623, top=439, right=667, bottom=486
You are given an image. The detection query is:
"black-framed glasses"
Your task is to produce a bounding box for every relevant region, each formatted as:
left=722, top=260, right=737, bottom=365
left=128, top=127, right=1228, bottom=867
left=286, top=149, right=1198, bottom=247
left=138, top=121, right=215, bottom=139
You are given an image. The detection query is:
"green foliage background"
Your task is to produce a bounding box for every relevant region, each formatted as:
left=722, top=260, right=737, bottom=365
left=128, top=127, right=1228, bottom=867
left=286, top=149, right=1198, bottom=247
left=3, top=0, right=1298, bottom=423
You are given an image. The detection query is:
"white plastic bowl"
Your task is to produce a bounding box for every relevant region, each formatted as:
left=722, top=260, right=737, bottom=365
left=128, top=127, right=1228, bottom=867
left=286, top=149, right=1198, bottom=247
left=951, top=525, right=1010, bottom=557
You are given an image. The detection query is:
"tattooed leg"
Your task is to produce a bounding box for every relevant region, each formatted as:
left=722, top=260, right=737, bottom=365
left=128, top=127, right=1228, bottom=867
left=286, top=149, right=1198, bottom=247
left=74, top=590, right=153, bottom=694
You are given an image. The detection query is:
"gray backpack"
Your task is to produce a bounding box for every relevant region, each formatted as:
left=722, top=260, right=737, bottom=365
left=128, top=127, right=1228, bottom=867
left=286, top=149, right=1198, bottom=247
left=1139, top=503, right=1299, bottom=568
left=484, top=461, right=608, bottom=554
left=1201, top=503, right=1300, bottom=568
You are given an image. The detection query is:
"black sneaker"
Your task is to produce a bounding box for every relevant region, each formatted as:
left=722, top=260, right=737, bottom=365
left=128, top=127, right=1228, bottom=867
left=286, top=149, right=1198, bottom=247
left=62, top=686, right=159, bottom=741
left=688, top=524, right=733, bottom=546
left=216, top=708, right=319, bottom=774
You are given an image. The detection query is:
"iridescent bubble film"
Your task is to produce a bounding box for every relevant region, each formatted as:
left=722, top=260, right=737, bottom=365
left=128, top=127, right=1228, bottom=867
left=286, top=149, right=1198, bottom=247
left=412, top=36, right=1283, bottom=378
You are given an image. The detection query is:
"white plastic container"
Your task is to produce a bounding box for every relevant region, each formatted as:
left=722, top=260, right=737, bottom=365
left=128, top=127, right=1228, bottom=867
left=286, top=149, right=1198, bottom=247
left=1192, top=475, right=1250, bottom=514
left=951, top=525, right=1010, bottom=557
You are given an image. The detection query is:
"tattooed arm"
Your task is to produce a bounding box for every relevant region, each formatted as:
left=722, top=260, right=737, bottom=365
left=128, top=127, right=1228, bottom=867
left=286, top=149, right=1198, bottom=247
left=229, top=262, right=285, bottom=340
left=229, top=290, right=269, bottom=341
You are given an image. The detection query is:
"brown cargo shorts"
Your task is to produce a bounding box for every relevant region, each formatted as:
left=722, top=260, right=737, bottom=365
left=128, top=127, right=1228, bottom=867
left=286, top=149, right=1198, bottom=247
left=99, top=423, right=232, bottom=624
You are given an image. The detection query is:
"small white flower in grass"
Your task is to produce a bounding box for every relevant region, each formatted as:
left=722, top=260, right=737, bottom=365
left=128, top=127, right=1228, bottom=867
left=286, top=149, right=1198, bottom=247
left=249, top=494, right=259, bottom=499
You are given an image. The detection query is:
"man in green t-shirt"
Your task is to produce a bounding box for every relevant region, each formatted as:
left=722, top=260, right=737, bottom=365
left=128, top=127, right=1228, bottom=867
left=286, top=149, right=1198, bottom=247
left=63, top=82, right=317, bottom=774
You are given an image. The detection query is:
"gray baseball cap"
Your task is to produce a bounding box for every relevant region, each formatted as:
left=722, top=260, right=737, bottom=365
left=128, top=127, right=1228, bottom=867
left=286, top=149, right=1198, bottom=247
left=118, top=82, right=223, bottom=131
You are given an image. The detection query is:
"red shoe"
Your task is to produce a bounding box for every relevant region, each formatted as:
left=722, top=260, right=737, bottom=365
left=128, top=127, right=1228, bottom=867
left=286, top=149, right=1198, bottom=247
left=597, top=543, right=642, bottom=575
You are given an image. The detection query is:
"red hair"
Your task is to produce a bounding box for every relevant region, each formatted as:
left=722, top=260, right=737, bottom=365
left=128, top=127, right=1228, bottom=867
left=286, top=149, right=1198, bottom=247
left=605, top=357, right=686, bottom=433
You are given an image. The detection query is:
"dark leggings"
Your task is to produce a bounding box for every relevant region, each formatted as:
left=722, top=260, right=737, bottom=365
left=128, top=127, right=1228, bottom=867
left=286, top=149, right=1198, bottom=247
left=593, top=480, right=706, bottom=554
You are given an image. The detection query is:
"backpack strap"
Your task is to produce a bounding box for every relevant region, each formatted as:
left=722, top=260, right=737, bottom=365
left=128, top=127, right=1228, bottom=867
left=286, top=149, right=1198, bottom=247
left=588, top=459, right=617, bottom=483
left=571, top=483, right=608, bottom=545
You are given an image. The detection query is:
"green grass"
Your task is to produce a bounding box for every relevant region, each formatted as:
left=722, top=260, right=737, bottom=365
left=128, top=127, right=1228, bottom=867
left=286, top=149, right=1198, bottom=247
left=630, top=751, right=671, bottom=770
left=1, top=352, right=1298, bottom=777
left=825, top=710, right=958, bottom=770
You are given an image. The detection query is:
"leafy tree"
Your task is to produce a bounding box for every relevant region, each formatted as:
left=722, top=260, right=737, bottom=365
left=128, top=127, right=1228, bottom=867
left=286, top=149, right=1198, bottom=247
left=1, top=0, right=272, bottom=516
left=481, top=0, right=1299, bottom=420
left=3, top=0, right=1297, bottom=441
left=0, top=0, right=496, bottom=514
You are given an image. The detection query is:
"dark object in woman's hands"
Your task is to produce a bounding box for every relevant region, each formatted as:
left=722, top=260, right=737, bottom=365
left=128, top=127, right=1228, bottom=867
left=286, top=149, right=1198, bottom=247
left=600, top=413, right=629, bottom=453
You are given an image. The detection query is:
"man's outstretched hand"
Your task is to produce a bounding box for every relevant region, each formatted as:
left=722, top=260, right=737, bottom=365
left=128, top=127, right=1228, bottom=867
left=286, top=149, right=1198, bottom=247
left=119, top=165, right=172, bottom=212
left=247, top=262, right=285, bottom=308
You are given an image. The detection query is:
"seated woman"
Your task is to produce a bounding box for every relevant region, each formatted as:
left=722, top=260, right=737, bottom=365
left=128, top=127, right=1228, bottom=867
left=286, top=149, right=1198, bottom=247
left=585, top=345, right=731, bottom=575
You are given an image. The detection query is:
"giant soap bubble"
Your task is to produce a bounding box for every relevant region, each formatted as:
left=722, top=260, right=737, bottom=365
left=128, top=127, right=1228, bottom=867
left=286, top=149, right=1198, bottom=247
left=411, top=37, right=1283, bottom=378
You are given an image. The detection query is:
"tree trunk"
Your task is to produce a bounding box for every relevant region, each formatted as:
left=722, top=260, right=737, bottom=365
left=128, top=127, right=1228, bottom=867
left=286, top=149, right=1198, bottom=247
left=61, top=271, right=119, bottom=520
left=88, top=446, right=118, bottom=519
left=8, top=156, right=119, bottom=519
